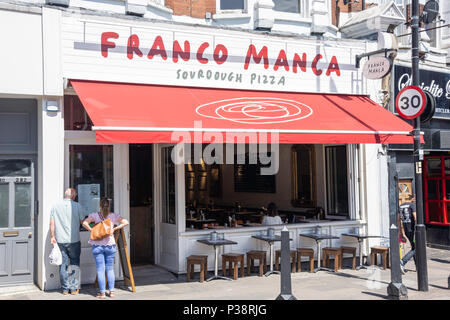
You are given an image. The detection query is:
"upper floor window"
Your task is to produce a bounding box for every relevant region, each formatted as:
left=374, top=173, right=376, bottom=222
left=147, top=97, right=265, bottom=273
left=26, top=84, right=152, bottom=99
left=274, top=0, right=300, bottom=13
left=219, top=0, right=244, bottom=11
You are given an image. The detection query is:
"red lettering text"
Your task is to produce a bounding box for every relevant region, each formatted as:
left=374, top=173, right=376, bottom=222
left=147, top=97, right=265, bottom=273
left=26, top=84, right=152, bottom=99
left=101, top=32, right=119, bottom=58
left=173, top=40, right=190, bottom=63
left=292, top=53, right=307, bottom=73
left=326, top=56, right=341, bottom=76
left=148, top=36, right=168, bottom=60
left=274, top=49, right=289, bottom=72
left=127, top=34, right=143, bottom=60
left=197, top=42, right=209, bottom=64
left=311, top=54, right=323, bottom=76
left=244, top=45, right=269, bottom=70
left=213, top=44, right=228, bottom=65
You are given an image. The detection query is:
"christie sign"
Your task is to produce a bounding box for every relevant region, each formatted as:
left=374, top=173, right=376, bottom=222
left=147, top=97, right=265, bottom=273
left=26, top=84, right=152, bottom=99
left=395, top=65, right=450, bottom=119
left=63, top=17, right=365, bottom=95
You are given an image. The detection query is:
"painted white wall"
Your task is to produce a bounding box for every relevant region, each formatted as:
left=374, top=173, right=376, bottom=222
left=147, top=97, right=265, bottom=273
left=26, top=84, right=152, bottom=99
left=0, top=9, right=43, bottom=95
left=38, top=98, right=65, bottom=291
left=42, top=7, right=64, bottom=96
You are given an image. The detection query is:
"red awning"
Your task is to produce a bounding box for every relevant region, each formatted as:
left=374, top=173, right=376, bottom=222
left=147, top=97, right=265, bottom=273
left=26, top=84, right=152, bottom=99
left=70, top=80, right=417, bottom=144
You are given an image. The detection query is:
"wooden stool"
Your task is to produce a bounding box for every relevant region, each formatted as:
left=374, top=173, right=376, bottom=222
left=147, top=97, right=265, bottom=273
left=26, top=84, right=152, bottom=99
left=322, top=247, right=343, bottom=272
left=186, top=255, right=208, bottom=282
left=246, top=250, right=267, bottom=277
left=222, top=253, right=244, bottom=280
left=275, top=249, right=297, bottom=273
left=296, top=248, right=315, bottom=273
left=340, top=246, right=357, bottom=270
left=370, top=246, right=390, bottom=269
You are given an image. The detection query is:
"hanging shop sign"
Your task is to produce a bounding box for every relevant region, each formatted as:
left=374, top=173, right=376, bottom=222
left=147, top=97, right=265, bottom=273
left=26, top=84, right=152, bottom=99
left=362, top=56, right=392, bottom=79
left=395, top=85, right=426, bottom=119
left=62, top=16, right=365, bottom=95
left=395, top=65, right=450, bottom=119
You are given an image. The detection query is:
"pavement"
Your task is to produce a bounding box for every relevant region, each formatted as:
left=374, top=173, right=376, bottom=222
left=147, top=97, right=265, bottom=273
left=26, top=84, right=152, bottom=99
left=1, top=246, right=448, bottom=300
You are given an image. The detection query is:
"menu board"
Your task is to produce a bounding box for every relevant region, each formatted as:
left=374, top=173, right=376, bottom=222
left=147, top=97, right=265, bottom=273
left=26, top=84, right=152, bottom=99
left=77, top=184, right=100, bottom=215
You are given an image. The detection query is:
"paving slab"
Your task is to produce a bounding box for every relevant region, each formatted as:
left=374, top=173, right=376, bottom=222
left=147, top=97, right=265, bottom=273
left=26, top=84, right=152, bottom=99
left=0, top=247, right=448, bottom=300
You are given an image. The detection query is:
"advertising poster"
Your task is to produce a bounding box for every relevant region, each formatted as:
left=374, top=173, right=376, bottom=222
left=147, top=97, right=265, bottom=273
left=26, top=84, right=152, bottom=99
left=77, top=184, right=100, bottom=215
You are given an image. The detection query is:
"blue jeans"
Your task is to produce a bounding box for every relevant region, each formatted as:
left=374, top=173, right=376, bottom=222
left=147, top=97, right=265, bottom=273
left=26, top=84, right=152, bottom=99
left=58, top=242, right=81, bottom=292
left=401, top=229, right=416, bottom=266
left=92, top=245, right=117, bottom=293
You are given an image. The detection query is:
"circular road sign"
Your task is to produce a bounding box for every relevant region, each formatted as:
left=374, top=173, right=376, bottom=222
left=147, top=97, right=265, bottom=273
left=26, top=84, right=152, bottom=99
left=395, top=86, right=426, bottom=119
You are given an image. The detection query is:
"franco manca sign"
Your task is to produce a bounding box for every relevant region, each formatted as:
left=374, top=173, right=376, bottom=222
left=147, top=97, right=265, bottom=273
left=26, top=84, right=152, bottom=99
left=394, top=65, right=450, bottom=119
left=62, top=17, right=365, bottom=95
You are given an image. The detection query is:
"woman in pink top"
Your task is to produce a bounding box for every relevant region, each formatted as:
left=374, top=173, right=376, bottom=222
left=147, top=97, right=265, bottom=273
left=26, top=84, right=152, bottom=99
left=82, top=198, right=129, bottom=299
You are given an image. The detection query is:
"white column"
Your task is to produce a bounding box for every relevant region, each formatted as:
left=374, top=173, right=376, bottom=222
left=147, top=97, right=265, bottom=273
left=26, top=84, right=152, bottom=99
left=310, top=0, right=329, bottom=35
left=38, top=99, right=65, bottom=291
left=254, top=0, right=275, bottom=30
left=37, top=7, right=64, bottom=291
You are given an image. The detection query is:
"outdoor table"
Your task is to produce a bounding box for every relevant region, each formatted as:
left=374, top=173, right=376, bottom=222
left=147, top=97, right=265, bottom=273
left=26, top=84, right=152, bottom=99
left=251, top=234, right=292, bottom=276
left=197, top=238, right=238, bottom=281
left=299, top=233, right=339, bottom=273
left=341, top=233, right=387, bottom=270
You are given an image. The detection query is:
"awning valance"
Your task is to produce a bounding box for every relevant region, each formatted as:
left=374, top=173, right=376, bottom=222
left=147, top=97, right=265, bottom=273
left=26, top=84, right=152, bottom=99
left=70, top=80, right=416, bottom=144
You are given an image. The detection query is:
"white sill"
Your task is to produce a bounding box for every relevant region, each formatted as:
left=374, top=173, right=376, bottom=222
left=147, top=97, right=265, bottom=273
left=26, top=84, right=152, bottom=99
left=147, top=2, right=173, bottom=14
left=213, top=12, right=251, bottom=21
left=273, top=11, right=311, bottom=23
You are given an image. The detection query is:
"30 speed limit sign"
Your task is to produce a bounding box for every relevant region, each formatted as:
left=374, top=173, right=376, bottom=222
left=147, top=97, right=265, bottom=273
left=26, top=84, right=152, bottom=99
left=395, top=85, right=426, bottom=119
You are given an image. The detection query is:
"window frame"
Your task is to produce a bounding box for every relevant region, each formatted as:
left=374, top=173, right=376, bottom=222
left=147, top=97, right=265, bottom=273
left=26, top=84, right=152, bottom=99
left=291, top=145, right=316, bottom=208
left=323, top=144, right=351, bottom=220
left=216, top=0, right=247, bottom=14
left=424, top=155, right=450, bottom=226
left=273, top=0, right=301, bottom=14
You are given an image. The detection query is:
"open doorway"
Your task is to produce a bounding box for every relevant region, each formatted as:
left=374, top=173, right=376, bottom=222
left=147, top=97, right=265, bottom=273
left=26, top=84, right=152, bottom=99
left=129, top=144, right=154, bottom=265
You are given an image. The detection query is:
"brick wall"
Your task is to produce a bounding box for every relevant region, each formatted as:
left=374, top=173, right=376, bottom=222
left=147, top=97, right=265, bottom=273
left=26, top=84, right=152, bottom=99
left=165, top=0, right=216, bottom=18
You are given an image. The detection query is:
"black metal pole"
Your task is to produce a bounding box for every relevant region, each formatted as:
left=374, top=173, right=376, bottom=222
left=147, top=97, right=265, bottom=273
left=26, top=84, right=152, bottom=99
left=387, top=152, right=408, bottom=300
left=411, top=0, right=429, bottom=292
left=276, top=226, right=296, bottom=300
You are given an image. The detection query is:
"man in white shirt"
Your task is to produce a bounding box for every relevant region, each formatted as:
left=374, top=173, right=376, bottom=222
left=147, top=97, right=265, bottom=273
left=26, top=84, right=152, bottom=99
left=49, top=188, right=85, bottom=295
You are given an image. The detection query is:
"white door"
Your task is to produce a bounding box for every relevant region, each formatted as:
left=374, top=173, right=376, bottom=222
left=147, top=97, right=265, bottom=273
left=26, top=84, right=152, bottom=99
left=155, top=145, right=179, bottom=272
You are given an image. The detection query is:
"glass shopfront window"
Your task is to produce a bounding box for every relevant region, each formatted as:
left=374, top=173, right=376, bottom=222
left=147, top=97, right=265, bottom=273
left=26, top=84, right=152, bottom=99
left=325, top=145, right=349, bottom=218
left=425, top=156, right=450, bottom=225
left=69, top=145, right=114, bottom=216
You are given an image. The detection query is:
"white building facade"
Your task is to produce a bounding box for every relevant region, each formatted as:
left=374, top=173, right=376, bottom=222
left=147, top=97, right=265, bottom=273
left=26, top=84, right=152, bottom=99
left=0, top=0, right=416, bottom=291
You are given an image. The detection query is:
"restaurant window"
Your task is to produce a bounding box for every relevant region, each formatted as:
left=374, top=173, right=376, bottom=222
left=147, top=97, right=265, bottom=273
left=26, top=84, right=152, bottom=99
left=218, top=0, right=245, bottom=11
left=69, top=145, right=114, bottom=216
left=186, top=160, right=222, bottom=206
left=424, top=156, right=449, bottom=225
left=161, top=146, right=176, bottom=224
left=64, top=95, right=93, bottom=131
left=291, top=145, right=315, bottom=207
left=273, top=0, right=300, bottom=13
left=325, top=145, right=349, bottom=219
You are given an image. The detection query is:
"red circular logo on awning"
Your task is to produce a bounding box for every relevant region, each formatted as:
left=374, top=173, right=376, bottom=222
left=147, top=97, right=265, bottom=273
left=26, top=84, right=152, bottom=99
left=195, top=97, right=313, bottom=124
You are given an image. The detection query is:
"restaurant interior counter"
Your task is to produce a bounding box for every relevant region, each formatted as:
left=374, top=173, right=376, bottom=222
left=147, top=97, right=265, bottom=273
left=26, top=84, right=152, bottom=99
left=185, top=202, right=326, bottom=231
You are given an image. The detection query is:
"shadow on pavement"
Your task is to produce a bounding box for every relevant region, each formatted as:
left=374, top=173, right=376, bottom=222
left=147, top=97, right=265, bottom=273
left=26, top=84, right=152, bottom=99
left=361, top=291, right=389, bottom=299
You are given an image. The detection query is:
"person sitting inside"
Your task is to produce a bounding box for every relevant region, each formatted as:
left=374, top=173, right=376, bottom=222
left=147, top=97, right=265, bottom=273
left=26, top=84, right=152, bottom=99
left=261, top=202, right=283, bottom=225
